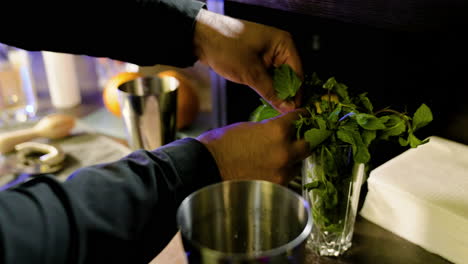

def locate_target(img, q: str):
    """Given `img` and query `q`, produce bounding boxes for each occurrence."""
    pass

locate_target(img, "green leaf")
[354,146,370,163]
[328,105,342,122]
[379,116,390,124]
[311,205,329,227]
[412,103,433,131]
[323,223,344,233]
[336,129,370,163]
[362,130,377,146]
[358,93,373,113]
[407,133,430,148]
[384,114,401,126]
[336,83,350,102]
[355,113,386,130]
[250,101,280,122]
[304,128,332,149]
[324,181,338,209]
[315,116,328,130]
[322,146,338,177]
[399,137,409,146]
[408,133,422,148]
[340,119,359,132]
[380,116,406,140]
[273,64,302,100]
[323,77,337,91]
[313,160,326,181]
[337,129,356,148]
[304,180,323,190]
[320,100,330,113]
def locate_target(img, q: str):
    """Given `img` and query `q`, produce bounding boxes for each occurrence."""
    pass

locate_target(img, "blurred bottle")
[42,51,82,109]
[0,44,37,126]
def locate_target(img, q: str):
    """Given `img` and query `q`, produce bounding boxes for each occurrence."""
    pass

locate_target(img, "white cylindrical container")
[42,51,81,108]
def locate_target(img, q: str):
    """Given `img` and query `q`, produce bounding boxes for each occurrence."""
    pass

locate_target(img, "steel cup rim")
[176,180,313,260]
[117,75,179,96]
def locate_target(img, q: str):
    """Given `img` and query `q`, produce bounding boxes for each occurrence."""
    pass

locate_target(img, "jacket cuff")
[154,137,221,203]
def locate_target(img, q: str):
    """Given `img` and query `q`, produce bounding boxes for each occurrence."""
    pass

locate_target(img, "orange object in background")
[102,70,200,129]
[102,72,141,117]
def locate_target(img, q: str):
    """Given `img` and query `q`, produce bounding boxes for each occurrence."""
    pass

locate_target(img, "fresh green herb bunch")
[251,64,433,164]
[251,64,433,232]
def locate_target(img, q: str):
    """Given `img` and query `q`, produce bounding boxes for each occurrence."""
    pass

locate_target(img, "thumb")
[246,63,295,113]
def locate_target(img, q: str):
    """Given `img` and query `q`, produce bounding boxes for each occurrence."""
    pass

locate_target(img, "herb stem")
[374,108,405,117]
[374,108,413,131]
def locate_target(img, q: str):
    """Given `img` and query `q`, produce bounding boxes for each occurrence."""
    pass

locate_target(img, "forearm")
[1,0,204,67]
[0,138,221,264]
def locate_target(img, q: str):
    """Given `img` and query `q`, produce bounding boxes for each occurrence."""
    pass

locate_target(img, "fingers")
[292,139,311,161]
[283,38,304,80]
[270,32,304,108]
[281,38,304,108]
[246,62,295,113]
[267,31,303,79]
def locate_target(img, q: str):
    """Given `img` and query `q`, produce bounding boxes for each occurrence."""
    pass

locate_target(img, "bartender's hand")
[194,9,303,113]
[197,110,310,184]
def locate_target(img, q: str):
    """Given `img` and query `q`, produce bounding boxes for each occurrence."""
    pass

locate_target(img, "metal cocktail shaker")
[118,76,178,150]
[177,180,312,264]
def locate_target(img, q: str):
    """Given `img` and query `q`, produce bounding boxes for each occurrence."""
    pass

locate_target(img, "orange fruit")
[102,72,141,116]
[158,70,200,129]
[102,70,200,129]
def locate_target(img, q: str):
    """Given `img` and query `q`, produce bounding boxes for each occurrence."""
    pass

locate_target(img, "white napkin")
[360,136,468,264]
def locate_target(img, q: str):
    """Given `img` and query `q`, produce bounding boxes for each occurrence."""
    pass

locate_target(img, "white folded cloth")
[360,136,468,264]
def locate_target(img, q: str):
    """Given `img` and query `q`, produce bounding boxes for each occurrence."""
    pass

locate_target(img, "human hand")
[194,9,303,113]
[197,110,310,184]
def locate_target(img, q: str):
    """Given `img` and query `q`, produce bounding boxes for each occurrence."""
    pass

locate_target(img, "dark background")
[222,0,468,169]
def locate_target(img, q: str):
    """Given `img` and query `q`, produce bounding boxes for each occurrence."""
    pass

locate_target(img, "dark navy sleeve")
[0,138,221,264]
[1,0,205,67]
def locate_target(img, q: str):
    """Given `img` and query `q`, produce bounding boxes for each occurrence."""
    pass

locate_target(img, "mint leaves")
[251,64,433,233]
[395,103,433,148]
[250,99,280,122]
[355,113,387,130]
[253,64,433,153]
[304,129,332,149]
[412,103,433,131]
[273,64,302,100]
